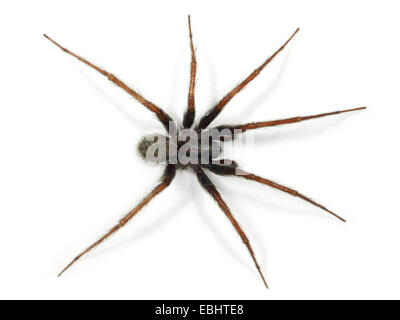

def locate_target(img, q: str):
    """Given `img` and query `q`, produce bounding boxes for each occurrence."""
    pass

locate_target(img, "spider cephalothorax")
[44,16,365,288]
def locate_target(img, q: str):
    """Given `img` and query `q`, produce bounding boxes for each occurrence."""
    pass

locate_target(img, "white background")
[0,0,399,299]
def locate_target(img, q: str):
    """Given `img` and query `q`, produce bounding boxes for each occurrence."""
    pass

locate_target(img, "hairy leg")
[183,15,197,128]
[58,165,176,276]
[197,28,299,129]
[193,165,268,288]
[43,34,174,131]
[203,162,346,222]
[214,107,366,138]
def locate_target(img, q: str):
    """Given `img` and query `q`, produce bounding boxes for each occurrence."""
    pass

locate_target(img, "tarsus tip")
[347,106,367,113]
[57,265,69,277]
[330,211,346,223]
[57,269,66,277]
[43,34,53,42]
[325,208,346,223]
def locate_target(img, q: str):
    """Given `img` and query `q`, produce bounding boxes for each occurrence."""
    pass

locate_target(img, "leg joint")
[107,73,116,81]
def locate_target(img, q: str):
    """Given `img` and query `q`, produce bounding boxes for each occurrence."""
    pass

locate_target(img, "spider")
[44,16,365,288]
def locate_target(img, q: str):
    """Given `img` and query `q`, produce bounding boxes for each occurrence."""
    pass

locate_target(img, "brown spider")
[44,16,365,288]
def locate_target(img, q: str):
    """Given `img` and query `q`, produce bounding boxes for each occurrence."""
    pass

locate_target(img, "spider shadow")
[250,114,354,146]
[235,45,294,122]
[217,173,345,274]
[199,50,220,117]
[224,177,328,222]
[166,46,186,123]
[207,175,317,263]
[228,117,356,224]
[189,173,259,276]
[198,40,294,126]
[71,63,155,131]
[93,193,189,258]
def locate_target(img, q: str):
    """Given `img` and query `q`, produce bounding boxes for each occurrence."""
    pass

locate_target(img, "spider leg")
[58,165,176,277]
[197,28,299,129]
[193,165,268,288]
[43,34,174,131]
[203,163,346,222]
[183,15,197,128]
[214,106,366,137]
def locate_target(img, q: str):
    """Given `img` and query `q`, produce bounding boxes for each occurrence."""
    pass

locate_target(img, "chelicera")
[44,16,365,288]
